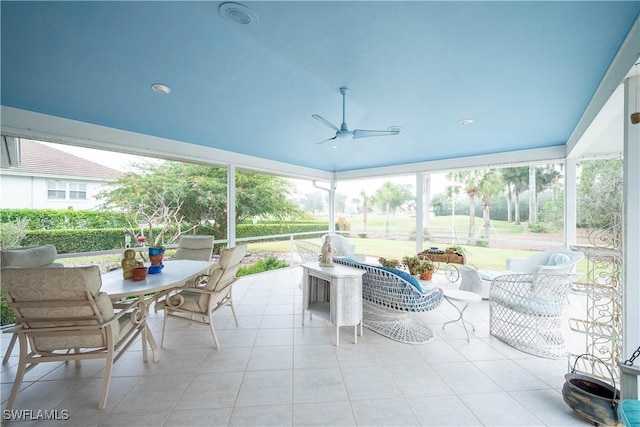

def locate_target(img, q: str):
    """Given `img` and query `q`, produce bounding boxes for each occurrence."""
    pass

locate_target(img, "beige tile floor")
[1,266,594,426]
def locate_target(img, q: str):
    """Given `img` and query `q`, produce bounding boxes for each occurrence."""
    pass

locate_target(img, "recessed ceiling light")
[219,2,259,26]
[151,83,171,95]
[459,119,474,125]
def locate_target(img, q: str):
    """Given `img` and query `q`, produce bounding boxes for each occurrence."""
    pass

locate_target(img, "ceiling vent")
[218,2,259,26]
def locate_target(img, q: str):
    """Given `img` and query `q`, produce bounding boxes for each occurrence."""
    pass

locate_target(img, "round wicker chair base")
[363,301,435,344]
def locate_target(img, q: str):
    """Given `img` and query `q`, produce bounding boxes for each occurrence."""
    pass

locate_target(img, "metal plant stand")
[569,214,623,386]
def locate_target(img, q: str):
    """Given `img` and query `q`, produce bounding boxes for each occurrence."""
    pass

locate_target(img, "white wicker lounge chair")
[506,250,584,274]
[294,240,322,263]
[489,273,579,359]
[334,257,443,343]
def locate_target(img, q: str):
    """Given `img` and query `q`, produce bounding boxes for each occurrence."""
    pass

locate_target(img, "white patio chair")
[506,249,584,274]
[157,244,247,349]
[294,240,322,263]
[2,266,146,410]
[175,235,214,262]
[457,265,499,299]
[320,233,356,256]
[1,244,63,364]
[489,273,579,359]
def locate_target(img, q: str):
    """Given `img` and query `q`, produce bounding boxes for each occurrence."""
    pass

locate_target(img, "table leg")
[353,325,357,344]
[442,298,476,342]
[137,293,160,363]
[336,325,340,347]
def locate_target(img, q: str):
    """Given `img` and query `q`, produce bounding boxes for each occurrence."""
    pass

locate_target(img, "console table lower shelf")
[302,262,365,346]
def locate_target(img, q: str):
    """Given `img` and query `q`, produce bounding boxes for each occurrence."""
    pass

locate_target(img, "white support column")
[564,159,577,248]
[623,74,640,390]
[416,172,424,253]
[328,173,336,234]
[227,164,236,247]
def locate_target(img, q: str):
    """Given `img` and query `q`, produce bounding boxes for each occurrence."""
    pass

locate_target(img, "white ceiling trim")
[566,16,640,157]
[0,106,333,182]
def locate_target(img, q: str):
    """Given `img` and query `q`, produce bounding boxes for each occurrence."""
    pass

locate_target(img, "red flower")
[137,236,146,243]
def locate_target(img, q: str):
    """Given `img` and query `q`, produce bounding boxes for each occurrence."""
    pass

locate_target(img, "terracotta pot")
[132,266,148,281]
[420,270,434,281]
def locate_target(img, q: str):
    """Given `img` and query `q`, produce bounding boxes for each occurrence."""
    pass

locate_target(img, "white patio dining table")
[100,259,211,362]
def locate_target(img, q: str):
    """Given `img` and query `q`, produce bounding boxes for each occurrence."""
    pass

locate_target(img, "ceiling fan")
[312,87,401,144]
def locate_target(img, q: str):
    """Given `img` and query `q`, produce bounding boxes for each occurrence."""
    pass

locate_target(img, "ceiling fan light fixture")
[151,83,171,95]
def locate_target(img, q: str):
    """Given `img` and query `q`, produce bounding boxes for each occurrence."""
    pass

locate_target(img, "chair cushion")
[619,399,640,427]
[546,253,570,266]
[157,291,204,313]
[1,244,58,268]
[378,266,423,293]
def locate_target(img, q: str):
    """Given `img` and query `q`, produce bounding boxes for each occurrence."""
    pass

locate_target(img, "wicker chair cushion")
[546,253,570,266]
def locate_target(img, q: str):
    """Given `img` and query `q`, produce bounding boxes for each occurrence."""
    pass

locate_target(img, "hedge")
[17,222,329,253]
[0,209,131,230]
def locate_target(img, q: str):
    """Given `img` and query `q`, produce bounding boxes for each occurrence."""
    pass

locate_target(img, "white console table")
[302,261,365,346]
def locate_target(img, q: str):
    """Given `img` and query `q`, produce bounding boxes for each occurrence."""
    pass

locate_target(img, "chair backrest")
[321,234,355,256]
[506,250,584,275]
[175,235,214,261]
[1,244,63,269]
[203,244,247,293]
[1,266,119,351]
[294,240,322,263]
[458,265,486,297]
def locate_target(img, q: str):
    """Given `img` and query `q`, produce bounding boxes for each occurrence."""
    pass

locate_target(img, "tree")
[448,170,482,244]
[478,170,504,241]
[97,161,305,240]
[502,167,529,224]
[577,159,623,229]
[374,182,413,234]
[352,190,375,232]
[300,191,325,214]
[529,164,562,225]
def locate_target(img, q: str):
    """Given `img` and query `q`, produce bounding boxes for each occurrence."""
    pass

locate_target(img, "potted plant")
[418,259,435,281]
[402,255,435,280]
[378,257,400,268]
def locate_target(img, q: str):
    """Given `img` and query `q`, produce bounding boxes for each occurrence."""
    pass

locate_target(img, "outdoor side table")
[301,261,365,346]
[442,289,482,342]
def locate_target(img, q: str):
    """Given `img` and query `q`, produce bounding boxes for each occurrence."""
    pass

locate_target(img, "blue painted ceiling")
[1,1,639,172]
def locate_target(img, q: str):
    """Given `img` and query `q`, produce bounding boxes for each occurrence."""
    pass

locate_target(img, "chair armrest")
[111,299,146,326]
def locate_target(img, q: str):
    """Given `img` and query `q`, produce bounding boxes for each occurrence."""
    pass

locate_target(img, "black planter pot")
[562,354,620,426]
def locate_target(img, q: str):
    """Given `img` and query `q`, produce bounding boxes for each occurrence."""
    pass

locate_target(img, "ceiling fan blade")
[312,114,340,132]
[316,136,337,144]
[352,129,401,139]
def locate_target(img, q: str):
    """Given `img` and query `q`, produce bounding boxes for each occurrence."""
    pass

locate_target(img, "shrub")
[0,217,29,249]
[237,257,288,277]
[1,291,16,326]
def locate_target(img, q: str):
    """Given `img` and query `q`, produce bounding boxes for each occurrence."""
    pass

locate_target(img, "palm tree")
[478,170,504,241]
[502,167,529,224]
[374,182,413,235]
[352,190,375,233]
[448,170,482,245]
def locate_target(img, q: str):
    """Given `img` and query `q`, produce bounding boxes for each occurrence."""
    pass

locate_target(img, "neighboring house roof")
[2,139,122,180]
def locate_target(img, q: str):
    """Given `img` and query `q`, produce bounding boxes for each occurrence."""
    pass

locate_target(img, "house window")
[47,181,66,200]
[47,181,87,201]
[69,183,87,200]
